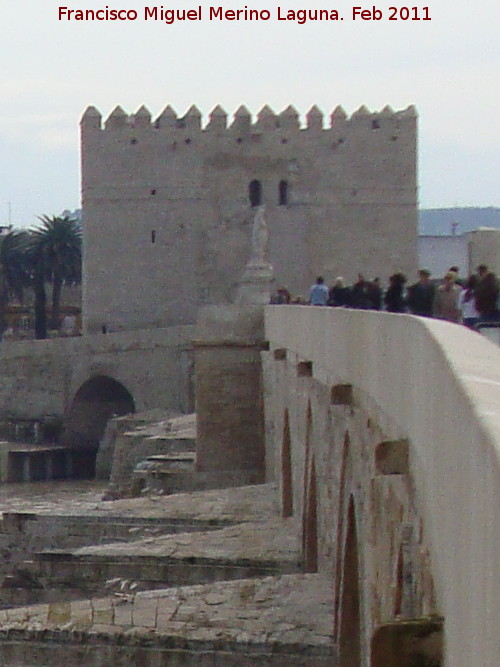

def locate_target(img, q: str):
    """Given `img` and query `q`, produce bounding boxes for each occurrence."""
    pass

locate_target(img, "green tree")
[30,215,82,338]
[0,231,32,334]
[0,231,32,304]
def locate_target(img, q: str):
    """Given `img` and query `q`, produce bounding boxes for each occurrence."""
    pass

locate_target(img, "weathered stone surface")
[82,104,417,333]
[104,412,197,495]
[0,326,194,426]
[264,305,500,667]
[375,440,409,475]
[0,574,334,655]
[73,517,300,564]
[194,306,266,479]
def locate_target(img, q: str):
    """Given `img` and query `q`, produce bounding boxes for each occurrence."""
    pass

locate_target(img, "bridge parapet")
[264,305,499,667]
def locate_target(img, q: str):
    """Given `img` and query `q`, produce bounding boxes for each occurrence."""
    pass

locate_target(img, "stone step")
[1,511,232,545]
[0,574,336,666]
[14,519,301,600]
[27,552,297,595]
[103,412,197,496]
[0,512,235,596]
[0,636,334,666]
[132,467,263,497]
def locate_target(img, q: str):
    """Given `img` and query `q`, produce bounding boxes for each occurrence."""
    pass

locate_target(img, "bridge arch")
[302,402,318,572]
[339,495,361,667]
[281,409,293,517]
[61,375,135,477]
[303,454,318,573]
[334,430,351,636]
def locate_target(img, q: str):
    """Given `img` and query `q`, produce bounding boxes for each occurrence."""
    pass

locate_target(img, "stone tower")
[80,103,418,333]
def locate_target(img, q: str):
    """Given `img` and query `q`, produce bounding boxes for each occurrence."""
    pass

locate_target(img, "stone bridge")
[0,305,496,666]
[0,326,194,474]
[262,306,498,667]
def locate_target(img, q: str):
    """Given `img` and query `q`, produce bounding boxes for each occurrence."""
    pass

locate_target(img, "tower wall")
[81,104,418,333]
[467,228,500,275]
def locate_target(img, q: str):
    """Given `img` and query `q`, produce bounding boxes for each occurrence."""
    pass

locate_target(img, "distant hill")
[419,207,500,236]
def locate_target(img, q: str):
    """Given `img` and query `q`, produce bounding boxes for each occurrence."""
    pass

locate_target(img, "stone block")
[375,440,409,475]
[371,616,443,667]
[330,384,353,406]
[47,601,71,625]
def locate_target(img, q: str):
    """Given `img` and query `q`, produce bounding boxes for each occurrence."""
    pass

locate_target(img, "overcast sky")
[0,0,499,227]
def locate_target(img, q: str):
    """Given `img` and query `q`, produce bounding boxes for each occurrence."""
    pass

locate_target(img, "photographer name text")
[57,5,432,24]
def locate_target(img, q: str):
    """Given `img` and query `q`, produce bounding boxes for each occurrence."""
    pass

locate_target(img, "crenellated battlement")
[81,103,417,133]
[81,100,417,335]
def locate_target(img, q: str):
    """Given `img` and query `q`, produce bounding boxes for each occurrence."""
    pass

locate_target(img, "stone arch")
[339,495,361,667]
[282,409,293,517]
[302,402,313,557]
[304,454,318,572]
[61,375,135,477]
[334,430,351,635]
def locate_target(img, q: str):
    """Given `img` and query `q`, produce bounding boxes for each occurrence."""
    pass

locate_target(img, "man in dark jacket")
[475,265,499,320]
[407,269,435,317]
[350,274,372,309]
[385,272,407,313]
[367,278,383,310]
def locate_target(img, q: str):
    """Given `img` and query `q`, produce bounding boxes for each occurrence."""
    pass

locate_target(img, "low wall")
[0,326,194,422]
[264,306,499,667]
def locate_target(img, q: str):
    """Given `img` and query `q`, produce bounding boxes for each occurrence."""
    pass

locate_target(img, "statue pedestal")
[235,262,274,305]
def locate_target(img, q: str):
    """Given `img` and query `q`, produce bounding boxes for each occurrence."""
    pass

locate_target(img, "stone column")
[193,305,266,484]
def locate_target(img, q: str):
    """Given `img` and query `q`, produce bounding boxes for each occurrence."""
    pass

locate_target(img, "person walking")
[350,273,372,309]
[458,275,479,328]
[367,278,383,310]
[475,264,500,321]
[434,272,462,323]
[384,273,407,313]
[328,277,351,307]
[407,269,435,317]
[309,276,329,306]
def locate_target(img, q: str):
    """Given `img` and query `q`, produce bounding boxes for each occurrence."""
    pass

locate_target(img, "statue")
[249,206,269,267]
[234,205,273,305]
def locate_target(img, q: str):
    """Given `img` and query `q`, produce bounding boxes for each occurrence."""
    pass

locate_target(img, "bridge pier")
[194,305,267,486]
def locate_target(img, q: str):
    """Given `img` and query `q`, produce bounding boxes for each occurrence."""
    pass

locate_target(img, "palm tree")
[30,215,82,338]
[0,230,32,334]
[0,231,32,304]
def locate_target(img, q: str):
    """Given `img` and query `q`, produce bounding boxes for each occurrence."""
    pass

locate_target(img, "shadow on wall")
[371,617,443,667]
[339,497,361,667]
[61,375,135,478]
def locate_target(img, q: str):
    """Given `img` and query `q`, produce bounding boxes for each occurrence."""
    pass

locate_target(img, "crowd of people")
[272,265,500,328]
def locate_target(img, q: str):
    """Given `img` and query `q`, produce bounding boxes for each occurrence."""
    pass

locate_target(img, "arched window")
[279,180,288,205]
[249,180,262,207]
